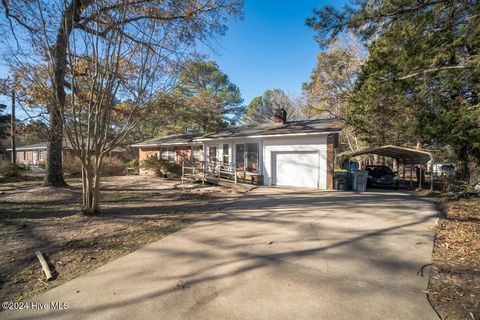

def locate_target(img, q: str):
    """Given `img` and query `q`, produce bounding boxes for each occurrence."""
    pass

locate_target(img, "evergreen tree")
[307,0,480,185]
[172,60,243,132]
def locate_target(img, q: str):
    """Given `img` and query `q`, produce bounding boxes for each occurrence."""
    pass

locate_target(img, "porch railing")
[182,160,256,186]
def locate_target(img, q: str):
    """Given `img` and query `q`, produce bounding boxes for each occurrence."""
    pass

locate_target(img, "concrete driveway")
[2,188,439,320]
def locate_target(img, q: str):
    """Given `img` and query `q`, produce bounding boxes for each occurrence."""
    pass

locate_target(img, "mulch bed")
[427,193,480,320]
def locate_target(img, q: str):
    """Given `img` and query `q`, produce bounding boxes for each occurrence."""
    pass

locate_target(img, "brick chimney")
[273,108,287,124]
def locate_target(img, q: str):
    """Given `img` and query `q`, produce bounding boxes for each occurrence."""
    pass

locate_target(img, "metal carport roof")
[345,145,433,190]
[347,145,432,165]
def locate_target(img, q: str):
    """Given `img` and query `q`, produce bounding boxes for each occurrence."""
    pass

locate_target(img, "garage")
[272,151,319,188]
[262,136,328,189]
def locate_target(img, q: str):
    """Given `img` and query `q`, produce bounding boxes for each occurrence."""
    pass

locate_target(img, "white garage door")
[273,151,319,188]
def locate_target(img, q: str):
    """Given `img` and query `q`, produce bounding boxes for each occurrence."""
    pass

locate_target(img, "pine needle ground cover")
[428,194,480,320]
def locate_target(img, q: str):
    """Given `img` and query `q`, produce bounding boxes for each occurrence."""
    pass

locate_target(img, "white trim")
[7,146,47,151]
[131,142,202,148]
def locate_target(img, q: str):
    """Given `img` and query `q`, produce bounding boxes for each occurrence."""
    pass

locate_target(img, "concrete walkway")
[2,188,439,320]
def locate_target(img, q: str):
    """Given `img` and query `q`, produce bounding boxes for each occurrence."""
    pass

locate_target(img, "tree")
[307,0,480,185]
[16,120,49,145]
[1,0,243,187]
[242,89,305,125]
[303,35,366,156]
[172,60,243,132]
[0,103,9,139]
[0,104,10,158]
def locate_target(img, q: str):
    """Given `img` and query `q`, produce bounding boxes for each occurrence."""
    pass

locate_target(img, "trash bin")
[334,171,349,191]
[351,170,368,192]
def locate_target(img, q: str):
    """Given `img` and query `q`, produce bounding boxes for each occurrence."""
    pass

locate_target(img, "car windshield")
[366,166,393,176]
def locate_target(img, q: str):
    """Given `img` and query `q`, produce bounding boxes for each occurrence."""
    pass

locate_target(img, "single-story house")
[132,112,341,189]
[8,141,127,166]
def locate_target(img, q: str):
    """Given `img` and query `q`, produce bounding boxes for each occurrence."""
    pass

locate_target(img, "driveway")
[2,188,439,320]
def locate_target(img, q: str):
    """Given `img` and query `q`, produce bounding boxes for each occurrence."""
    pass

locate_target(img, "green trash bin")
[334,171,349,191]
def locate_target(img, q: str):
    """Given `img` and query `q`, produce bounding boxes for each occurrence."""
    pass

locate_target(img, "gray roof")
[198,118,341,140]
[11,142,48,151]
[131,133,203,147]
[131,118,342,147]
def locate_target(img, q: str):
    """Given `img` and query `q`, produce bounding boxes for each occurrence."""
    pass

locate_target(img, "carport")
[346,145,434,191]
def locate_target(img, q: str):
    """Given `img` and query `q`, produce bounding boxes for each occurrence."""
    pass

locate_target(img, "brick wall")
[138,147,160,175]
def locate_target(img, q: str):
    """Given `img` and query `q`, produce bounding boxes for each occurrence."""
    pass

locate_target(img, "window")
[192,146,203,163]
[235,144,245,170]
[235,143,259,173]
[246,143,259,173]
[39,150,46,161]
[222,144,229,164]
[208,146,217,162]
[161,147,175,162]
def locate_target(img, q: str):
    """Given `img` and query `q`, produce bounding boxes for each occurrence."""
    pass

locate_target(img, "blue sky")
[204,0,347,104]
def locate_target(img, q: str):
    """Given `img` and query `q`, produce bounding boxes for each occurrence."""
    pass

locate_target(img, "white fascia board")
[6,146,47,151]
[195,131,339,142]
[131,141,202,148]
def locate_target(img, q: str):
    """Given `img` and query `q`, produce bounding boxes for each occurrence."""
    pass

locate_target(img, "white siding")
[262,136,327,189]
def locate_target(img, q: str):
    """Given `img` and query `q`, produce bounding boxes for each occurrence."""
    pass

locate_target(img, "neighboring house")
[8,141,126,166]
[132,111,341,189]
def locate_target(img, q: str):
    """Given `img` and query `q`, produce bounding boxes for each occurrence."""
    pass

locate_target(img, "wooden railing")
[182,161,256,186]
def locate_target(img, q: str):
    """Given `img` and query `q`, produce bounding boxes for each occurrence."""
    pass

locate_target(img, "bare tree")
[1,0,243,187]
[242,89,306,125]
[303,34,366,159]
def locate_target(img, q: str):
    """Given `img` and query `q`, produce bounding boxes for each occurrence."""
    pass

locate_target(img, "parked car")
[365,165,399,189]
[431,163,456,178]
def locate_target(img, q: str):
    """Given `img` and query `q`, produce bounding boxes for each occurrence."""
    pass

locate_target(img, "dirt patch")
[0,176,241,302]
[427,194,480,319]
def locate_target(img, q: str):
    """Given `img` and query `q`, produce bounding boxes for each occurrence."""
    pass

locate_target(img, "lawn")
[0,175,240,302]
[428,194,480,320]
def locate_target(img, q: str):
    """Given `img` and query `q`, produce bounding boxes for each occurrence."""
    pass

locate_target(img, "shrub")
[63,154,83,175]
[100,156,125,175]
[0,162,28,178]
[128,159,139,168]
[64,154,127,176]
[38,161,46,169]
[141,156,181,177]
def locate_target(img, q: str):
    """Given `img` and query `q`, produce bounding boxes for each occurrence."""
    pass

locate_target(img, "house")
[8,141,127,166]
[132,111,341,189]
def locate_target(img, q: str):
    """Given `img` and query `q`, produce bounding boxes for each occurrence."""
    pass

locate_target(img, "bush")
[141,156,181,177]
[64,154,126,176]
[0,162,28,178]
[63,154,83,175]
[128,159,139,168]
[100,156,125,175]
[38,161,46,169]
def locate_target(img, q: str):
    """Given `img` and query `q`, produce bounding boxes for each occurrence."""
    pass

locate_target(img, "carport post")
[430,156,434,191]
[419,166,423,189]
[410,166,413,187]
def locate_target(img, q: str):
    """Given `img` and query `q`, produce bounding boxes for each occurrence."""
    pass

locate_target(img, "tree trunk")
[81,164,99,215]
[80,160,102,215]
[43,131,67,187]
[43,0,89,187]
[467,151,480,186]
